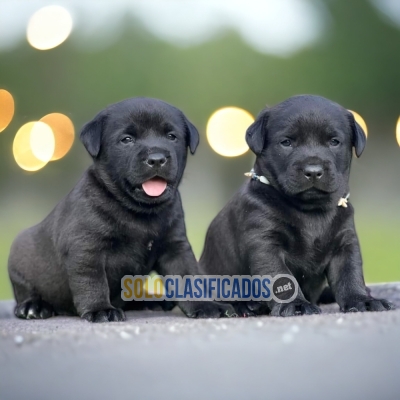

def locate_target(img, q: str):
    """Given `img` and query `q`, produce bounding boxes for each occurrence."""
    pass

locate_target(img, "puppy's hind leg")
[10,270,54,320]
[8,228,56,319]
[14,298,55,320]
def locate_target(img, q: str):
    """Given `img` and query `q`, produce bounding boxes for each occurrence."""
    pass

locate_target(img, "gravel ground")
[1,283,400,400]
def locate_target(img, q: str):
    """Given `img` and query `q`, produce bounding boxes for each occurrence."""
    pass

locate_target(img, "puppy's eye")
[329,139,340,147]
[280,139,292,147]
[121,137,133,144]
[167,133,177,141]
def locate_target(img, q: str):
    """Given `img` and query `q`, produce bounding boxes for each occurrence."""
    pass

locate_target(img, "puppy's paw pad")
[83,308,126,323]
[15,300,54,320]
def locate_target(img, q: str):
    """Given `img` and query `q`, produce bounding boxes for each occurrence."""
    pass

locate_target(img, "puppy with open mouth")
[8,97,236,322]
[200,95,395,317]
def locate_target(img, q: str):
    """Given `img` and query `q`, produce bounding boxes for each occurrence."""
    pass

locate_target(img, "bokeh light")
[0,89,15,132]
[27,6,73,50]
[207,107,254,157]
[349,110,368,138]
[40,113,75,160]
[13,122,55,171]
[396,117,400,147]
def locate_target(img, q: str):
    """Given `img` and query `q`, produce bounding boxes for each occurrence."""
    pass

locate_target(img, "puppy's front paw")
[179,301,238,319]
[15,299,54,319]
[271,301,321,317]
[341,297,395,313]
[82,308,126,323]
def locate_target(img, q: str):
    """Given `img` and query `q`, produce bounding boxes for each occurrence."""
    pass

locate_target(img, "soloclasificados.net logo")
[121,274,298,303]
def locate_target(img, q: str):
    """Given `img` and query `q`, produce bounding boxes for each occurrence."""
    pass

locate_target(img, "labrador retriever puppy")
[200,95,395,317]
[8,97,236,322]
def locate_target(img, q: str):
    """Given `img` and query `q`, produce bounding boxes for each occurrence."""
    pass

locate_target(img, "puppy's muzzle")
[145,152,169,168]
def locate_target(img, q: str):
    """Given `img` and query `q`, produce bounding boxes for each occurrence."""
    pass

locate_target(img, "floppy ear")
[246,108,269,155]
[183,115,200,155]
[80,110,107,158]
[348,112,367,158]
[170,106,199,154]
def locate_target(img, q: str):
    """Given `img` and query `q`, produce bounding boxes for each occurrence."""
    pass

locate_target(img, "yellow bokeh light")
[207,107,254,157]
[13,122,55,172]
[0,89,15,132]
[27,5,73,50]
[396,117,400,147]
[349,110,368,138]
[40,113,75,160]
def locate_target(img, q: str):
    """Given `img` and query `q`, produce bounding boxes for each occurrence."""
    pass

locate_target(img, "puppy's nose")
[146,153,168,168]
[304,165,324,180]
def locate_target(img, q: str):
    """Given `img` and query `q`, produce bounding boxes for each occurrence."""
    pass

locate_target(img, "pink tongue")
[142,178,167,197]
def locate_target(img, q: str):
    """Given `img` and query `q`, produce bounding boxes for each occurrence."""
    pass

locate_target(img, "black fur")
[8,97,236,322]
[200,95,395,317]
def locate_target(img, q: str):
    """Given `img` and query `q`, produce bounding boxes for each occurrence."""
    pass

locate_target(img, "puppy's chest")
[282,219,334,272]
[105,219,168,273]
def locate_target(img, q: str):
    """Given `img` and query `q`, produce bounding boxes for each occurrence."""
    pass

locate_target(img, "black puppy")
[8,97,236,322]
[200,95,395,317]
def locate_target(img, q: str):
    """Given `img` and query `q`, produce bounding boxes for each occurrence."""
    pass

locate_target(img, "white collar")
[244,168,350,208]
[244,168,270,185]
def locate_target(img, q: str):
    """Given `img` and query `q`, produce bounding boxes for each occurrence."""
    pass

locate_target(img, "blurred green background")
[0,0,399,300]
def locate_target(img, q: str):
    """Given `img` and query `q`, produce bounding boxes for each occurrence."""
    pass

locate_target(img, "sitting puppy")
[200,95,395,317]
[8,97,236,322]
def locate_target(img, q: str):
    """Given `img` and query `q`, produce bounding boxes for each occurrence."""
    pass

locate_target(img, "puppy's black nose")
[146,153,168,168]
[304,165,324,180]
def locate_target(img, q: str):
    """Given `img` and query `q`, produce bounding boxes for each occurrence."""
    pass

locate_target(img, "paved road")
[1,283,400,400]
